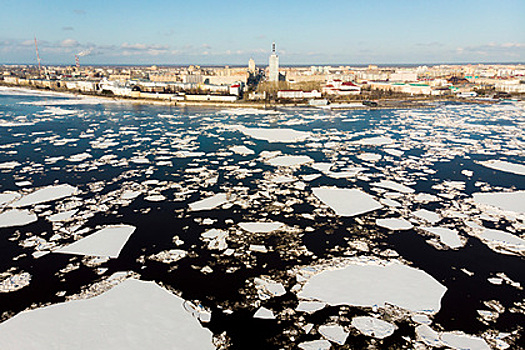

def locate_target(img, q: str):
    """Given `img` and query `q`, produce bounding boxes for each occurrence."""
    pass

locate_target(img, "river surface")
[0,88,523,349]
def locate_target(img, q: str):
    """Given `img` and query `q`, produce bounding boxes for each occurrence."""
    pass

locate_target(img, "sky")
[0,0,524,66]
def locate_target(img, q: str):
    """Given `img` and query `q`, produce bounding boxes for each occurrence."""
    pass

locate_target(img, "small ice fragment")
[415,325,442,347]
[234,126,310,143]
[298,339,331,350]
[376,218,413,231]
[353,136,393,146]
[411,314,431,325]
[144,194,166,202]
[319,324,348,345]
[351,316,397,339]
[372,180,414,194]
[238,222,284,233]
[253,307,275,319]
[296,301,326,314]
[47,209,78,223]
[250,245,268,253]
[413,209,441,224]
[230,145,255,155]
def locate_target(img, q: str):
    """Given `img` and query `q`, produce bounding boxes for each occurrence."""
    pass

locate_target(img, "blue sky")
[1,0,523,65]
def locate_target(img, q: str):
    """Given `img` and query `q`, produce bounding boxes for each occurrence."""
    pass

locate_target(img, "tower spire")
[272,42,275,53]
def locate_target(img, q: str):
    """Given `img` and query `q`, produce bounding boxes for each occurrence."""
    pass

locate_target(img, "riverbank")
[0,82,501,111]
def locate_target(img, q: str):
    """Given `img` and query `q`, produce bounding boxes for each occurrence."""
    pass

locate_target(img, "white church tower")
[268,42,279,82]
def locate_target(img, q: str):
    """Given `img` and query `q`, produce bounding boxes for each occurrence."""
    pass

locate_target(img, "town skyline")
[1,0,524,66]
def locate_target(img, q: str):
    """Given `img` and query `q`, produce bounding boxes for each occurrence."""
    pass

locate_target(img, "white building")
[268,42,279,82]
[248,58,256,74]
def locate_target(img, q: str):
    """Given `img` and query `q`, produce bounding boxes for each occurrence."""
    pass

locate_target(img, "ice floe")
[312,187,382,217]
[189,193,229,211]
[230,145,255,155]
[11,184,78,208]
[352,136,393,146]
[0,192,21,206]
[440,332,490,350]
[478,160,525,176]
[234,126,310,143]
[0,209,37,228]
[351,316,397,339]
[472,191,525,214]
[297,259,446,314]
[476,228,525,256]
[372,180,414,194]
[413,209,441,224]
[376,218,413,231]
[238,221,284,233]
[55,225,136,258]
[267,155,313,167]
[298,339,331,350]
[421,227,465,249]
[253,306,276,319]
[0,279,215,349]
[319,324,348,345]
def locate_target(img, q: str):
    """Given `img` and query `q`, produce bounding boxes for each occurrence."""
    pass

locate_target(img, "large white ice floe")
[189,193,229,211]
[312,187,382,217]
[420,227,465,249]
[372,180,414,194]
[0,279,215,350]
[0,209,37,228]
[55,225,136,258]
[267,155,313,167]
[297,259,446,314]
[413,209,441,224]
[11,184,78,208]
[352,136,393,146]
[351,316,397,339]
[376,218,413,231]
[476,228,525,256]
[478,160,525,176]
[415,325,442,347]
[440,331,490,350]
[472,191,525,214]
[238,221,284,233]
[0,192,21,206]
[233,126,310,143]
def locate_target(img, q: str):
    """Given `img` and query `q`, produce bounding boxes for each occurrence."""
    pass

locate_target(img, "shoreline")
[0,82,502,111]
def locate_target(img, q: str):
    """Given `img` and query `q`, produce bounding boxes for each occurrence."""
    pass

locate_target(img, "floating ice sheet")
[353,136,393,146]
[372,180,414,194]
[234,126,310,143]
[55,225,136,258]
[472,191,525,214]
[312,187,382,217]
[478,160,525,176]
[267,155,313,167]
[298,259,446,314]
[421,227,464,249]
[0,209,37,228]
[298,339,331,350]
[477,228,525,256]
[189,193,229,211]
[319,324,348,345]
[376,218,413,231]
[238,222,284,233]
[11,184,78,208]
[440,332,490,350]
[0,279,215,350]
[351,316,397,339]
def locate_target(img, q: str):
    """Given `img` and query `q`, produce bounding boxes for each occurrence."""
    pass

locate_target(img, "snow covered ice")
[0,279,215,350]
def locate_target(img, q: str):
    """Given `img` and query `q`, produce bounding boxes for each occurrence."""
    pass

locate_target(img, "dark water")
[0,89,524,349]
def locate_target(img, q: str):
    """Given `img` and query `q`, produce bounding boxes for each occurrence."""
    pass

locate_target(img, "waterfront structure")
[268,43,279,82]
[248,58,256,74]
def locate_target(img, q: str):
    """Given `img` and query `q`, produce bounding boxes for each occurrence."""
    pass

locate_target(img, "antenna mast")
[34,36,42,72]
